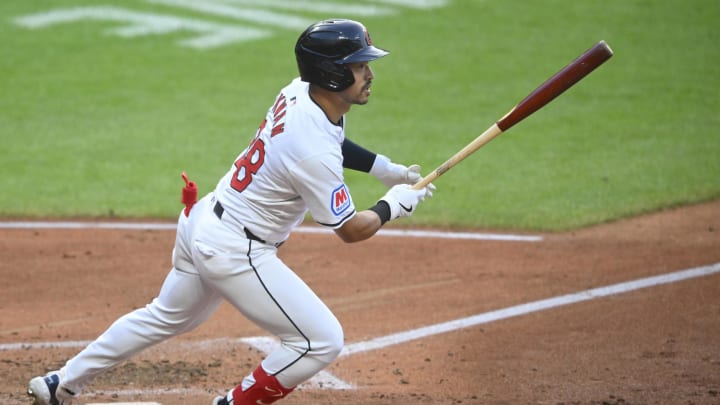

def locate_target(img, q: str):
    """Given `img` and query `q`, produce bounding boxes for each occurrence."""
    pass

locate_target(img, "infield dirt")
[1,201,719,404]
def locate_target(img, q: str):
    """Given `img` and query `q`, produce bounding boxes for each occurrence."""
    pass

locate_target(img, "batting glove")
[369,154,423,188]
[380,183,434,220]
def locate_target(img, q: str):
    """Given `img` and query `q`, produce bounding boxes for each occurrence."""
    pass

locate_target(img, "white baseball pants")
[60,194,344,394]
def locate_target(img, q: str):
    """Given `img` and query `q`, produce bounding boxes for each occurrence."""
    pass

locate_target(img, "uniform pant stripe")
[246,240,311,375]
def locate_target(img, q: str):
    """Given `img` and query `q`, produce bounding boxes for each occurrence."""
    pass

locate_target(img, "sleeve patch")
[330,184,353,216]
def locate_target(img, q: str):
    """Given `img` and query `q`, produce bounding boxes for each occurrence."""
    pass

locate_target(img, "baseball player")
[27,18,434,405]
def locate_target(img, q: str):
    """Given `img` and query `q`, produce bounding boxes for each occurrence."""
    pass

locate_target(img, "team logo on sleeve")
[330,184,352,215]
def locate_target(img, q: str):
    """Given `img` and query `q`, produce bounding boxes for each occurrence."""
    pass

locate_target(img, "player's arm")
[334,210,382,243]
[291,153,433,243]
[335,185,434,243]
[342,138,422,188]
[341,138,376,172]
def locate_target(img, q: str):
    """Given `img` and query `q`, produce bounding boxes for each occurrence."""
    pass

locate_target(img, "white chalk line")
[4,261,719,400]
[339,262,720,356]
[87,402,161,405]
[0,221,542,242]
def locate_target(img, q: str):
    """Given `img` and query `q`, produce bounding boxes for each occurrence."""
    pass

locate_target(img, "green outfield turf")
[1,0,718,230]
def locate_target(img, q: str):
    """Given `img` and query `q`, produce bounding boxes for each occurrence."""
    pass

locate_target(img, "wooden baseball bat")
[412,40,613,190]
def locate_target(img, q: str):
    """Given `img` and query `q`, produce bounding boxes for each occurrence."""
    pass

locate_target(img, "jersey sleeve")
[288,153,356,228]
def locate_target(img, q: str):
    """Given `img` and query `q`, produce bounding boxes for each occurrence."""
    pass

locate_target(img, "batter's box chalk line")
[87,403,161,405]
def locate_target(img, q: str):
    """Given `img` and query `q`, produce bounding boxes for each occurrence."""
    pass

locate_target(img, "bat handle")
[411,124,504,190]
[412,171,440,190]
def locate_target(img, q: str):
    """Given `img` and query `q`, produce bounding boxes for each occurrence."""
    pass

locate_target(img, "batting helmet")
[295,19,389,92]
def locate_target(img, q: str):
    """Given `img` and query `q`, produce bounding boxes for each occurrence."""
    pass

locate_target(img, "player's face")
[341,62,375,106]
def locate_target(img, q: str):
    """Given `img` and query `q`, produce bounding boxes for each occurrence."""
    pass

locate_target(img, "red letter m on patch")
[331,184,351,215]
[335,188,348,207]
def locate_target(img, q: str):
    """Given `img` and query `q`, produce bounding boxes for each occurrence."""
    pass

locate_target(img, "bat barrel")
[497,40,613,131]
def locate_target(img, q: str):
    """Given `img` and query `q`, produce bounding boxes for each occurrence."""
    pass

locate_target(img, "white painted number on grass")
[14,6,270,49]
[13,0,450,50]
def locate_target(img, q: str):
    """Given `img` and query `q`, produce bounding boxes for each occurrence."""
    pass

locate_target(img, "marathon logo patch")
[330,184,352,216]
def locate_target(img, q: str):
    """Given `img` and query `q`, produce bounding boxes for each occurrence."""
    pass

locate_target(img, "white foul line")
[339,262,720,356]
[0,221,542,242]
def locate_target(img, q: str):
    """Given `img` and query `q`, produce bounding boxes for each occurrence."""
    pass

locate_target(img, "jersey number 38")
[231,94,287,193]
[230,137,265,193]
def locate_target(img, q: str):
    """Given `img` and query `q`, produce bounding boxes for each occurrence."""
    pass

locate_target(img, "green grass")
[1,0,718,229]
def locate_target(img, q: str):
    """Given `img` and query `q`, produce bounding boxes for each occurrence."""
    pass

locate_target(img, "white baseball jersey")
[214,78,356,244]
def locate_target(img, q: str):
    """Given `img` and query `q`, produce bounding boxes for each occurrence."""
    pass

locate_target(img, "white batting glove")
[380,183,434,220]
[369,154,423,188]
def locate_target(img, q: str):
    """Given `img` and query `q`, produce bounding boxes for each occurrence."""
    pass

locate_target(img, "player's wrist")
[368,200,391,225]
[369,154,391,177]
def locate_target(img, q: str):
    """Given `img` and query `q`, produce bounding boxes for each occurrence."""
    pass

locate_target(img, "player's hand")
[404,164,423,185]
[380,183,434,220]
[370,154,423,188]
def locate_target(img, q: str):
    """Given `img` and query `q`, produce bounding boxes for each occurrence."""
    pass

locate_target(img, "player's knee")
[298,322,344,364]
[318,322,344,362]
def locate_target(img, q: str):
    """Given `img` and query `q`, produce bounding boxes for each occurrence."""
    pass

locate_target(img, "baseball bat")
[412,40,613,190]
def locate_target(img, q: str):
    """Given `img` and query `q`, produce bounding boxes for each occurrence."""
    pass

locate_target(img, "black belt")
[213,201,283,247]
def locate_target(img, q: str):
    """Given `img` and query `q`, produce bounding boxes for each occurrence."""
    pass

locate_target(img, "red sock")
[231,365,295,404]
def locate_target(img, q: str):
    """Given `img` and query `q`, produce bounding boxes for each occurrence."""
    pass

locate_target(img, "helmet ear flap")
[298,56,354,91]
[317,60,355,91]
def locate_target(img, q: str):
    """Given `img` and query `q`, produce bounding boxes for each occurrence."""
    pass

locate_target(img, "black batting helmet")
[295,19,389,92]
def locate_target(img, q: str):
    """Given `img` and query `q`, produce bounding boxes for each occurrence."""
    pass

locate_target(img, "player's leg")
[29,274,221,404]
[58,266,223,395]
[36,198,222,401]
[197,241,343,404]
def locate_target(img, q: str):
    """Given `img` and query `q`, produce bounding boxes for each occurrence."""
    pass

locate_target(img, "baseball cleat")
[27,372,60,405]
[27,370,75,405]
[212,395,230,405]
